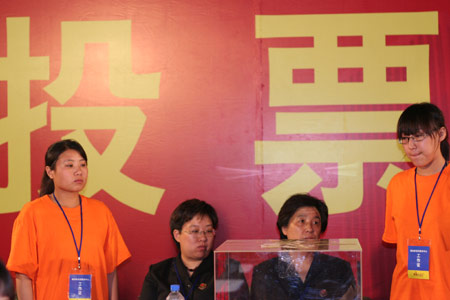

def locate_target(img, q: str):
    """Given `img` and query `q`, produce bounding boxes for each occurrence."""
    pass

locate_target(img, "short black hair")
[397,102,449,160]
[170,199,218,247]
[276,194,328,239]
[0,260,15,300]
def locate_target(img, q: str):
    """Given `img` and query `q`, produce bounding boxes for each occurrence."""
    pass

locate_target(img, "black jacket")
[250,253,356,300]
[139,253,250,300]
[139,253,214,300]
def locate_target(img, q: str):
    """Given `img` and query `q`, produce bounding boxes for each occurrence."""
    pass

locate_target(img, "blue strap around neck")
[53,193,83,269]
[414,161,447,239]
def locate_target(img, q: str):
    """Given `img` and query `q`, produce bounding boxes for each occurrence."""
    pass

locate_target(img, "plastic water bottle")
[166,284,185,300]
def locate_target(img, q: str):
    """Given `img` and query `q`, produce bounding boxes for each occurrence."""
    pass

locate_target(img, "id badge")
[68,267,92,300]
[407,238,431,280]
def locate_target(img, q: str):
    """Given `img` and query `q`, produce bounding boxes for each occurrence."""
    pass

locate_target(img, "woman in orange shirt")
[7,139,131,300]
[383,102,450,299]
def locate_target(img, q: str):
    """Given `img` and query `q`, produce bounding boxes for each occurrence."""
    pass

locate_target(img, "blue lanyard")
[174,261,200,300]
[414,162,447,240]
[53,193,83,269]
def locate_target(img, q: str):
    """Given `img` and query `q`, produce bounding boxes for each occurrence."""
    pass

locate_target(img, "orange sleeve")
[7,203,39,279]
[382,176,398,244]
[103,208,131,274]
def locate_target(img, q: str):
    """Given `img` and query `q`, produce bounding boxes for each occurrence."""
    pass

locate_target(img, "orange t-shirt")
[383,167,450,299]
[7,195,131,300]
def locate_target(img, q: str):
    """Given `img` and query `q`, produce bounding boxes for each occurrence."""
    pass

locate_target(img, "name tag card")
[69,274,92,300]
[407,239,431,280]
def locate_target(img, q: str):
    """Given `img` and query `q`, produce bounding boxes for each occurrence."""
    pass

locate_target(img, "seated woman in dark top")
[139,199,249,300]
[251,194,357,300]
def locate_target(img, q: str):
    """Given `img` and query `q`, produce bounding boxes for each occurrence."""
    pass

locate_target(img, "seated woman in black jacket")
[139,199,249,300]
[251,194,357,300]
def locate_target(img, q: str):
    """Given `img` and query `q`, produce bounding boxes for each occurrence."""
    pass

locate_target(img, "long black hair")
[39,139,88,196]
[397,102,449,161]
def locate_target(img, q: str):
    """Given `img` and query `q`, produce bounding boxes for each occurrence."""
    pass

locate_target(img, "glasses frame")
[398,133,428,145]
[182,228,216,238]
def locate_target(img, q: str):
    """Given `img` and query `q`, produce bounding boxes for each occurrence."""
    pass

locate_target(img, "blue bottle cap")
[170,284,180,292]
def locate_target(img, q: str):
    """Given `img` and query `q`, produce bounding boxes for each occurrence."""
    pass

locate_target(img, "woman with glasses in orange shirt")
[383,102,450,299]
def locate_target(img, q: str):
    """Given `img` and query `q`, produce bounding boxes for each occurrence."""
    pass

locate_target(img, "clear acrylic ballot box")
[214,239,362,300]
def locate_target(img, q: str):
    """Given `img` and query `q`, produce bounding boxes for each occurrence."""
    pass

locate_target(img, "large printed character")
[0,17,164,214]
[0,17,48,213]
[254,12,439,214]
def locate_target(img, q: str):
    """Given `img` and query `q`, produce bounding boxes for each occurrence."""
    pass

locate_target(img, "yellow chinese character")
[0,17,48,213]
[255,12,438,214]
[0,18,164,214]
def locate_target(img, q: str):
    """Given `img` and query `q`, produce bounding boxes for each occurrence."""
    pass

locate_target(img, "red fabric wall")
[1,1,450,299]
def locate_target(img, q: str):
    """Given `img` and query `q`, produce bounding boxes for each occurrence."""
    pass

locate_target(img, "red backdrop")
[1,1,450,299]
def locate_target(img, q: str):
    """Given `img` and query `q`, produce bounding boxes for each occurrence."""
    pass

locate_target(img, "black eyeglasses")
[183,229,216,238]
[398,133,428,145]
